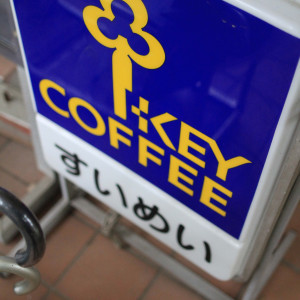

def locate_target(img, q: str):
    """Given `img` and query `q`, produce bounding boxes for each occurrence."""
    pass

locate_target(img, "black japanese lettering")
[55,144,87,175]
[177,224,194,250]
[203,241,211,263]
[133,197,169,233]
[116,184,128,208]
[94,169,110,195]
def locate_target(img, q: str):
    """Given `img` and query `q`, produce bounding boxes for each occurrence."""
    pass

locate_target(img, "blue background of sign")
[14,0,300,238]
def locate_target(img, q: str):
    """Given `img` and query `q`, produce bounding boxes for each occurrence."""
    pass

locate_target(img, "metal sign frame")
[9,0,300,282]
[10,38,300,300]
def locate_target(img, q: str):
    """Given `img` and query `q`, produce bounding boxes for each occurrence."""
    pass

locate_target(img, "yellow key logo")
[83,0,166,120]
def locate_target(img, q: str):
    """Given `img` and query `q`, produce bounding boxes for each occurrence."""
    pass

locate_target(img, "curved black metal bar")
[0,187,45,267]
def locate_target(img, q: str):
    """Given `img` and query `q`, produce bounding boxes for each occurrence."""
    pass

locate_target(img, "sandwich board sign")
[11,0,300,280]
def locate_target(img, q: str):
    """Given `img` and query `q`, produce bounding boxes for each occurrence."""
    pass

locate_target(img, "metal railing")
[0,187,45,295]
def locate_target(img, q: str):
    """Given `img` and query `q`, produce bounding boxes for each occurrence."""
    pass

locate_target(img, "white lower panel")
[36,114,244,280]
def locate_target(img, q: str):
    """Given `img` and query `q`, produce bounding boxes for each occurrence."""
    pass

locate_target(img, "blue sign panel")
[13,0,300,239]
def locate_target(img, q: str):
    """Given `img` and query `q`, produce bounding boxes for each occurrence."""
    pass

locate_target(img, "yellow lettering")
[39,79,69,118]
[68,97,106,136]
[151,113,177,150]
[210,142,251,181]
[178,122,251,181]
[108,117,133,149]
[168,155,198,196]
[178,122,206,168]
[139,136,165,167]
[200,176,232,216]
